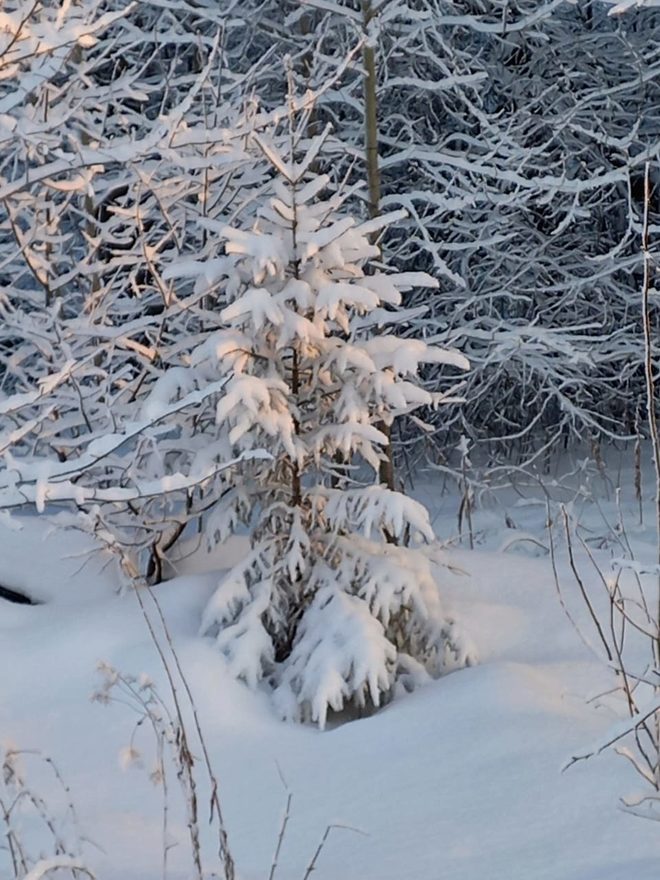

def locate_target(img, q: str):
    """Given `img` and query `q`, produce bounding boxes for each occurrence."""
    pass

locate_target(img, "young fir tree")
[189,125,473,727]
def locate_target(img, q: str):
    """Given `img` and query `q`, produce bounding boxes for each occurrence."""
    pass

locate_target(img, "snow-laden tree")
[0,1,277,577]
[163,125,474,727]
[328,0,660,459]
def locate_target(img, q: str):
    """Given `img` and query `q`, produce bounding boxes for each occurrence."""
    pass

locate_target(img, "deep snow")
[1,469,659,880]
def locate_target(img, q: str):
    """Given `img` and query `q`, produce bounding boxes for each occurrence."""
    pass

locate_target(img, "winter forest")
[2,0,660,877]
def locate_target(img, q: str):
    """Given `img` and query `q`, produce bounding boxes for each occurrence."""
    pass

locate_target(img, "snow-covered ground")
[2,465,659,880]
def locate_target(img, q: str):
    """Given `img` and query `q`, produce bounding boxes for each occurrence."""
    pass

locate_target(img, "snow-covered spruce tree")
[194,128,472,727]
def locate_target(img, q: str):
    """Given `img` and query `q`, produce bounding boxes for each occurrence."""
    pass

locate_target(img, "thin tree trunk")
[362,0,380,221]
[361,0,395,493]
[641,162,660,785]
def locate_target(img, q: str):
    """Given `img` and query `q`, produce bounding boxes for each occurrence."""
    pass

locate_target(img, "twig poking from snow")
[23,857,95,880]
[268,790,292,880]
[546,499,597,660]
[562,506,614,662]
[564,695,660,772]
[301,823,368,880]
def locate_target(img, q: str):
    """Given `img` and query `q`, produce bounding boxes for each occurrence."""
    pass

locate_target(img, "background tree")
[212,0,660,473]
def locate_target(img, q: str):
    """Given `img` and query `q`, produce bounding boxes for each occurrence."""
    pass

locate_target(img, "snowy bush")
[172,123,475,727]
[0,0,276,579]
